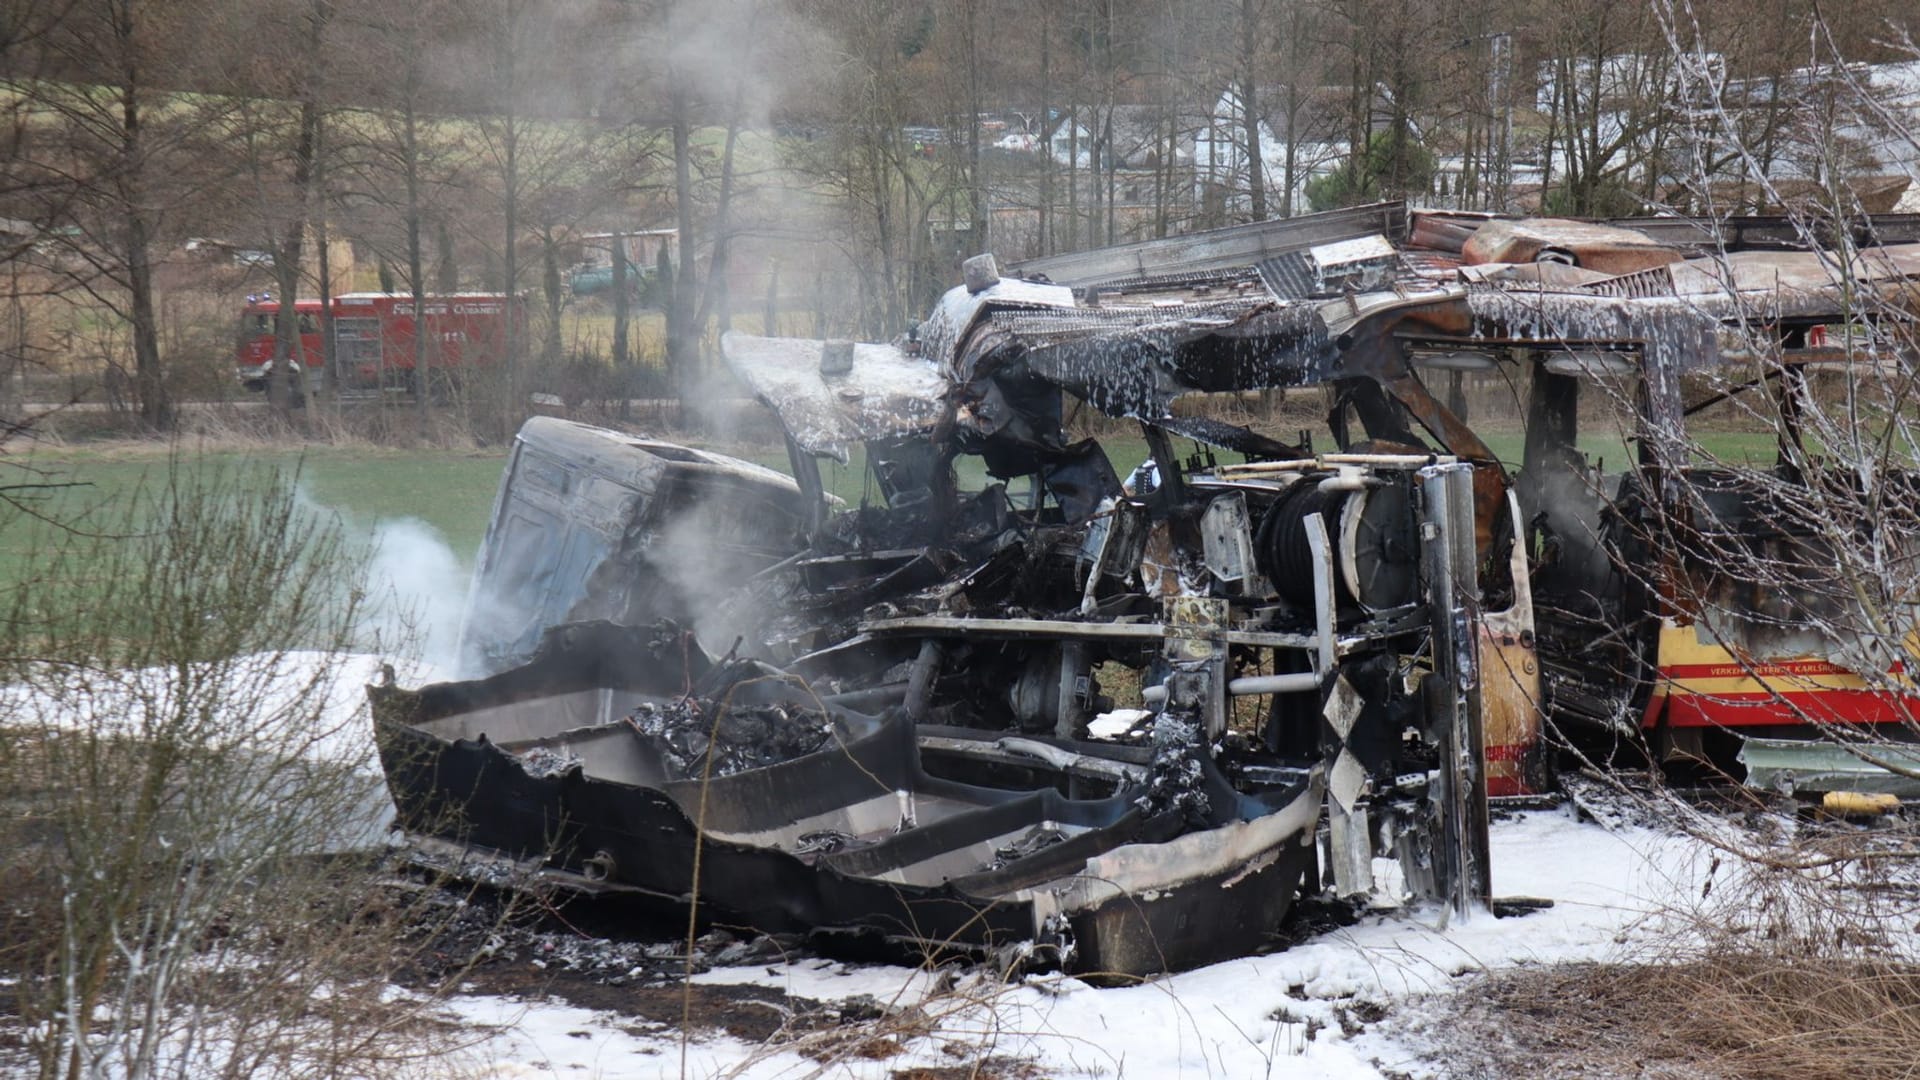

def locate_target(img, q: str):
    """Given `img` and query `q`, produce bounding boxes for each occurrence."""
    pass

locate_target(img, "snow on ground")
[436,992,821,1079]
[0,649,450,767]
[0,648,452,852]
[441,809,1719,1079]
[0,644,1733,1077]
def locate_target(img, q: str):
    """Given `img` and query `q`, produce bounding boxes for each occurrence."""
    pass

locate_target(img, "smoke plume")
[298,487,472,676]
[356,516,472,674]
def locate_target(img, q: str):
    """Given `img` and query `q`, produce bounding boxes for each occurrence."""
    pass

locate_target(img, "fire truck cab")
[235,292,520,397]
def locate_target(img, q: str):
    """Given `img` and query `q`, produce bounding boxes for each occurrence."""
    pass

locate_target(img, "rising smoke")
[646,494,777,659]
[355,516,472,674]
[298,488,473,676]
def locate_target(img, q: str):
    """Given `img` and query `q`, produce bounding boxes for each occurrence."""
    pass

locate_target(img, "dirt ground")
[394,883,1052,1076]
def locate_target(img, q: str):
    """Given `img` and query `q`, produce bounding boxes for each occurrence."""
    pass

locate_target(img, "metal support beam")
[1420,462,1492,917]
[1305,511,1337,678]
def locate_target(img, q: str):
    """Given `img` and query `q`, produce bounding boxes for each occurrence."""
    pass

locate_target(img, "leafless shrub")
[1420,9,1920,1076]
[0,461,498,1079]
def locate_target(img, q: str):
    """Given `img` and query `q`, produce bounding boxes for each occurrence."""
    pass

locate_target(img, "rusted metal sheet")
[1602,211,1920,252]
[1012,201,1408,286]
[1461,217,1682,274]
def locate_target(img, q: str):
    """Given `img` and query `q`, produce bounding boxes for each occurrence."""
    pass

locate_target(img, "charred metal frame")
[379,201,1920,979]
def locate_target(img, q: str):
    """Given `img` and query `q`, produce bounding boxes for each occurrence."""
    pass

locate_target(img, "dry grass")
[1435,954,1920,1080]
[1419,774,1920,1080]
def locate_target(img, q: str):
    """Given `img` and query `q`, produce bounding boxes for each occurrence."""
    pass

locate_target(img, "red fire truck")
[235,292,522,396]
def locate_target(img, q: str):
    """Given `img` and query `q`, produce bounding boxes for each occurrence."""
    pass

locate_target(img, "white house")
[1045,106,1195,175]
[1195,84,1362,216]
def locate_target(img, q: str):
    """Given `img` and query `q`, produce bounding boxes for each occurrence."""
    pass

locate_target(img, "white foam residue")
[1087,707,1153,738]
[439,809,1718,1078]
[0,650,447,769]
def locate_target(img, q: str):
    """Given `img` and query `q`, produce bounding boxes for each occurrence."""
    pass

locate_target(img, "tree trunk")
[1089,118,1103,247]
[1038,14,1051,255]
[1067,106,1078,251]
[541,231,562,371]
[1283,83,1299,217]
[316,168,337,406]
[404,95,429,432]
[1105,112,1116,242]
[270,94,322,417]
[434,220,458,293]
[496,2,521,437]
[1239,0,1266,220]
[118,69,167,430]
[127,210,166,430]
[868,144,894,336]
[1540,58,1560,208]
[693,87,746,354]
[1154,111,1169,238]
[669,80,696,414]
[763,261,779,335]
[501,127,518,427]
[612,233,630,419]
[964,0,985,250]
[1347,47,1367,198]
[269,227,303,416]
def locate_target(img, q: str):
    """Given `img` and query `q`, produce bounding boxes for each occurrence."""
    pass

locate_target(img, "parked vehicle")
[235,292,523,397]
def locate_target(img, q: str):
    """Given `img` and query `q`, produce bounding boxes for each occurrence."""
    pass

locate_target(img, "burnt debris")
[625,696,834,781]
[374,200,1920,978]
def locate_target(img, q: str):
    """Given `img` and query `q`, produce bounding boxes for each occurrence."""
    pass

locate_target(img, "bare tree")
[1534,0,1676,214]
[794,0,964,336]
[21,0,229,429]
[348,0,457,434]
[217,0,338,417]
[469,0,530,431]
[1235,0,1268,220]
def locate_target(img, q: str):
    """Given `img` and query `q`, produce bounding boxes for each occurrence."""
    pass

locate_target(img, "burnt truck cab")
[456,418,811,675]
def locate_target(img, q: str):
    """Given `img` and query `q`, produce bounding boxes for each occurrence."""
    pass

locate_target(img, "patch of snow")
[435,992,818,1079]
[441,808,1721,1078]
[689,957,947,1005]
[0,649,451,853]
[0,650,448,768]
[1088,707,1152,739]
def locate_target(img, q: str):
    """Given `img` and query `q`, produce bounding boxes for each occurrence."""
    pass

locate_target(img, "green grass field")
[0,426,1788,594]
[0,447,511,586]
[0,440,883,585]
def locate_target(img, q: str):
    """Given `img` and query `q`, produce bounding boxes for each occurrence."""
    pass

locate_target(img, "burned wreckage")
[372,201,1920,976]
